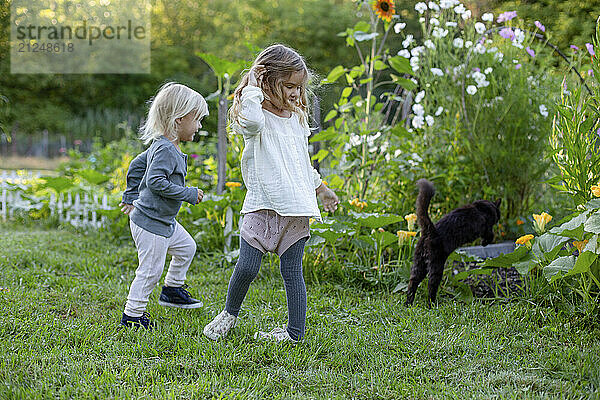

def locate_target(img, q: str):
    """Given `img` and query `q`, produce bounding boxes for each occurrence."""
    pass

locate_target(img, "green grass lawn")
[0,225,599,399]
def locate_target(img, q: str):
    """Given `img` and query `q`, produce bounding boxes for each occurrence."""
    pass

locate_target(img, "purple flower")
[589,69,594,77]
[497,11,517,23]
[499,27,515,40]
[570,45,579,51]
[190,154,199,159]
[586,43,595,56]
[526,47,535,58]
[515,64,522,70]
[534,21,545,32]
[473,67,481,72]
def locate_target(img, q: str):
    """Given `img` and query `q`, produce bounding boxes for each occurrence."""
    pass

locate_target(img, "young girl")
[119,82,208,329]
[203,44,339,342]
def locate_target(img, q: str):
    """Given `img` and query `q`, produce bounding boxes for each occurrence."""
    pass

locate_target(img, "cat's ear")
[494,198,502,208]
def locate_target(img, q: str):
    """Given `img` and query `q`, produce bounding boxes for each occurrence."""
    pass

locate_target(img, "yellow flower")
[515,234,534,248]
[405,213,417,231]
[592,185,600,197]
[573,240,589,253]
[225,181,242,188]
[372,0,395,22]
[533,212,552,233]
[397,230,417,245]
[349,198,367,210]
[309,218,315,224]
[321,180,328,186]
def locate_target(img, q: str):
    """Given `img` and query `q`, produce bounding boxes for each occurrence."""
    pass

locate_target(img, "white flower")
[411,46,425,57]
[494,52,504,62]
[435,106,444,116]
[425,115,435,126]
[487,46,498,54]
[429,18,440,26]
[349,134,362,147]
[440,0,458,9]
[428,1,440,11]
[474,43,486,54]
[539,104,548,117]
[432,27,449,38]
[415,2,428,14]
[410,56,420,71]
[484,67,493,74]
[424,39,436,50]
[446,21,458,27]
[394,149,403,157]
[454,4,466,14]
[398,49,411,58]
[512,28,525,49]
[453,38,464,48]
[462,10,471,20]
[412,115,425,129]
[465,40,473,48]
[472,71,489,87]
[475,22,486,34]
[415,90,425,103]
[430,67,444,76]
[412,103,425,116]
[466,85,477,95]
[394,22,407,33]
[482,12,494,22]
[419,17,425,23]
[402,34,414,48]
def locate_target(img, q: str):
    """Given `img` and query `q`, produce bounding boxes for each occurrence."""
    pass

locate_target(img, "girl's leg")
[125,221,169,317]
[224,238,264,317]
[164,221,197,287]
[278,237,308,341]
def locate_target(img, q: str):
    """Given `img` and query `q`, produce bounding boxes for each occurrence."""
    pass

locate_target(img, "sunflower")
[373,0,395,22]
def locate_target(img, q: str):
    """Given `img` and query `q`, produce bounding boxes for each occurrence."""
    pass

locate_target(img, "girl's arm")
[121,149,148,204]
[236,66,266,136]
[145,145,199,204]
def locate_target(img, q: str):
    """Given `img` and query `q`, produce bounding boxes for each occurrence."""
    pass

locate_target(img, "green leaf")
[391,74,417,90]
[196,52,246,78]
[311,149,330,163]
[371,230,399,248]
[550,211,589,240]
[324,110,337,122]
[341,87,353,98]
[40,176,75,193]
[388,56,414,76]
[76,169,110,185]
[543,255,576,283]
[353,21,371,32]
[322,65,346,84]
[482,245,530,269]
[348,211,403,229]
[312,228,346,244]
[374,60,387,71]
[310,126,338,142]
[584,212,600,234]
[531,233,570,261]
[585,198,600,210]
[389,124,411,139]
[452,282,474,303]
[453,268,492,281]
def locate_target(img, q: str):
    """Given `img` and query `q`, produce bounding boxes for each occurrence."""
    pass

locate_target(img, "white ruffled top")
[234,85,322,220]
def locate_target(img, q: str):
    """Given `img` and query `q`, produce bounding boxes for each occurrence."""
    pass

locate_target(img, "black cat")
[405,179,501,307]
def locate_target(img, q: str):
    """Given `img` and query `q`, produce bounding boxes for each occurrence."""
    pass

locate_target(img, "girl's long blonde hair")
[140,82,209,145]
[229,44,313,128]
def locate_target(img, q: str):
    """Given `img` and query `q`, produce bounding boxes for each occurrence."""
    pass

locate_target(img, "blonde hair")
[140,82,209,145]
[229,44,313,128]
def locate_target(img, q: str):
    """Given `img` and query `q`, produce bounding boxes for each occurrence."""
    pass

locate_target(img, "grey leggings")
[225,237,308,341]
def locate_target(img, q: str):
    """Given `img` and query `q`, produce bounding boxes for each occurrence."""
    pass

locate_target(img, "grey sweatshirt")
[122,136,198,237]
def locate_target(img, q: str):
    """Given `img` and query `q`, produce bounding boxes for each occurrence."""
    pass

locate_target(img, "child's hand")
[248,65,266,87]
[316,184,339,213]
[197,188,204,204]
[119,202,134,215]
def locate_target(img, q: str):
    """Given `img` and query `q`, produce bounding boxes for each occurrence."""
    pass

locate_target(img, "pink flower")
[499,27,515,40]
[59,147,66,153]
[515,64,522,70]
[586,43,595,56]
[190,154,199,159]
[526,47,535,58]
[570,45,579,51]
[74,139,82,146]
[497,11,517,23]
[534,21,545,32]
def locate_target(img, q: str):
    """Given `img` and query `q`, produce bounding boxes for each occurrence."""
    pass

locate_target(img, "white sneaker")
[254,327,297,343]
[203,310,237,340]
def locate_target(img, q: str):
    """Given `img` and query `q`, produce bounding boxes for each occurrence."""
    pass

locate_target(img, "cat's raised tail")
[416,179,436,235]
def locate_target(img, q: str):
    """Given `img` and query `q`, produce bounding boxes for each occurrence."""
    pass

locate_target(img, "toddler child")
[119,82,208,329]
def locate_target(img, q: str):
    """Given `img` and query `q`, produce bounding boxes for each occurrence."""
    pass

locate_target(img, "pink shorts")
[240,209,310,256]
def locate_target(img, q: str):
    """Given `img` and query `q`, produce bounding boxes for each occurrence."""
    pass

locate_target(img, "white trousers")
[125,219,197,317]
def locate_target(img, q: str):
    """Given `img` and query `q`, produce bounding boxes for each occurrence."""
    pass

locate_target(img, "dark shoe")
[158,285,203,309]
[120,311,153,330]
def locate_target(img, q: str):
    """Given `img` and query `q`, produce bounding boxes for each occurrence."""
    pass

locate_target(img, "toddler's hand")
[317,186,339,213]
[197,188,204,204]
[119,202,134,215]
[248,65,266,87]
